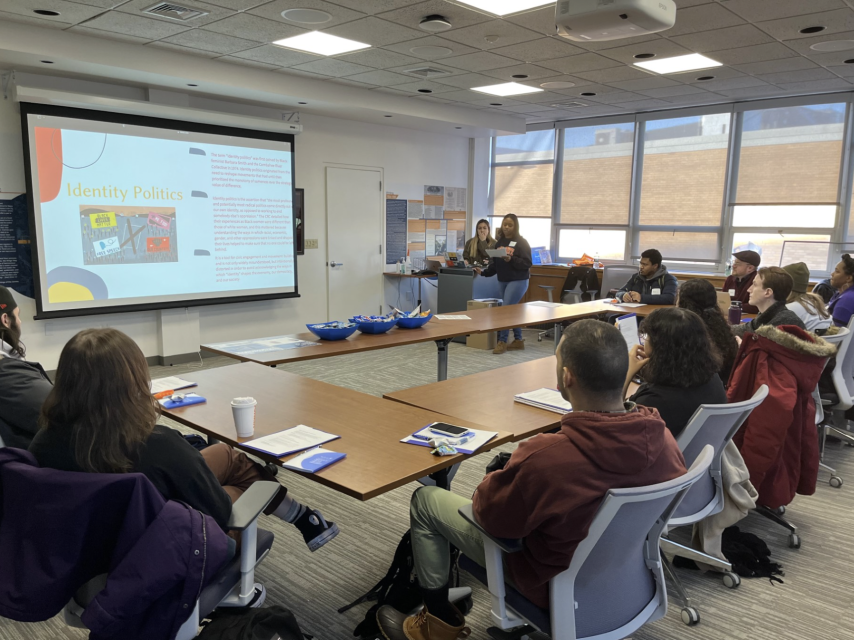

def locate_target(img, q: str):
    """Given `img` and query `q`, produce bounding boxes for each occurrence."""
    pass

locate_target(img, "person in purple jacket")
[29,328,339,552]
[827,253,854,327]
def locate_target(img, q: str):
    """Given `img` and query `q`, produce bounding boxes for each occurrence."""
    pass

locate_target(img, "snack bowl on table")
[350,315,398,334]
[396,313,433,329]
[306,322,358,340]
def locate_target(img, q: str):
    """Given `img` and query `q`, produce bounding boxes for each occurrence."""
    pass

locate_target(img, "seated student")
[676,278,738,383]
[463,218,496,265]
[732,266,805,338]
[783,262,831,333]
[29,328,338,552]
[826,253,854,327]
[625,308,726,439]
[813,278,837,305]
[615,248,678,305]
[0,286,53,449]
[376,320,686,640]
[722,250,761,314]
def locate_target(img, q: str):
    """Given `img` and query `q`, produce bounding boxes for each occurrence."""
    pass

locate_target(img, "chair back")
[670,385,769,525]
[830,320,854,410]
[816,328,848,422]
[550,446,714,640]
[601,265,638,299]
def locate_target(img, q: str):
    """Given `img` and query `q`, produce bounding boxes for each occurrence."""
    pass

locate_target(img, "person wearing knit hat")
[783,263,831,332]
[722,250,761,314]
[0,285,53,448]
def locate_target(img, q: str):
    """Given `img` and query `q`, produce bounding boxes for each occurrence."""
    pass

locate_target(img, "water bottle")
[593,252,600,268]
[728,300,742,325]
[396,258,401,274]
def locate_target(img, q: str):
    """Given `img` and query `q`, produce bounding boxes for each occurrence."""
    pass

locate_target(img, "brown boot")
[377,605,471,640]
[507,338,525,350]
[493,341,508,354]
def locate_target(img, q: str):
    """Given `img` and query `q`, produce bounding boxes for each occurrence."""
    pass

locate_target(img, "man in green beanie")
[0,286,53,448]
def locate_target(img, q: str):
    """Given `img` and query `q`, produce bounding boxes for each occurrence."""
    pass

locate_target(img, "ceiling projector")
[555,0,677,42]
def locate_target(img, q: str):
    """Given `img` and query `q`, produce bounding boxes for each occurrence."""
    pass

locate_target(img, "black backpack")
[562,266,600,302]
[197,605,311,640]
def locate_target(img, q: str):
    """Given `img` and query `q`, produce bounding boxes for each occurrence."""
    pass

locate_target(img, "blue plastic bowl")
[396,314,433,329]
[355,318,398,334]
[306,323,358,340]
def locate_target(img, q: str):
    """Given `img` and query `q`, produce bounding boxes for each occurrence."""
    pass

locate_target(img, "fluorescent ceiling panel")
[472,82,545,96]
[273,31,370,56]
[452,1,554,17]
[634,53,722,75]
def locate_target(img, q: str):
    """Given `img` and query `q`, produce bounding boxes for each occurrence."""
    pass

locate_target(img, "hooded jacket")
[728,325,836,509]
[615,265,678,305]
[0,357,52,448]
[472,405,686,610]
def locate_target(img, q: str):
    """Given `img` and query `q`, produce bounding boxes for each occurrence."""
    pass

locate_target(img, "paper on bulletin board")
[408,200,424,219]
[424,185,444,219]
[444,187,466,212]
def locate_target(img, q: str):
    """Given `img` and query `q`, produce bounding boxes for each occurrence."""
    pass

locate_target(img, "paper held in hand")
[242,425,340,457]
[514,388,572,414]
[615,313,640,350]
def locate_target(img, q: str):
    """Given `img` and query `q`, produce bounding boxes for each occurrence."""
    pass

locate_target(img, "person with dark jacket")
[0,286,52,448]
[615,248,678,305]
[813,278,837,305]
[625,308,727,438]
[722,250,761,314]
[677,278,739,384]
[476,213,532,354]
[732,266,806,338]
[375,320,686,640]
[29,328,338,552]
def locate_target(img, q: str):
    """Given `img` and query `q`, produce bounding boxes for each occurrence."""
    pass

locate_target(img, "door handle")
[329,261,344,267]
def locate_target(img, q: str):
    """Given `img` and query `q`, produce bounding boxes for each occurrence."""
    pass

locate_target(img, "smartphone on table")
[428,423,472,438]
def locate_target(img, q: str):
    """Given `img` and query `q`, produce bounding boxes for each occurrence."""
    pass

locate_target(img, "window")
[732,205,836,228]
[558,229,627,261]
[561,123,634,224]
[492,130,555,220]
[638,231,719,261]
[731,233,832,272]
[489,216,552,250]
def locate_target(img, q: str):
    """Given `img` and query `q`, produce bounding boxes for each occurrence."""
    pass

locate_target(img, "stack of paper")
[401,424,497,454]
[242,425,339,457]
[150,376,197,394]
[514,388,572,414]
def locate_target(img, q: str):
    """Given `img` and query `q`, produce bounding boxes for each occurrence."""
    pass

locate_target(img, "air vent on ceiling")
[552,101,589,108]
[402,66,453,79]
[143,2,209,21]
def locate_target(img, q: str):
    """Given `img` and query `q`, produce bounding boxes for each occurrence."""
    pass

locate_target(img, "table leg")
[436,338,451,381]
[208,436,221,446]
[418,278,422,308]
[554,322,562,351]
[419,463,460,490]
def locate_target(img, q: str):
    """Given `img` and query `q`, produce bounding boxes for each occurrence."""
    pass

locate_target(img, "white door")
[326,166,383,319]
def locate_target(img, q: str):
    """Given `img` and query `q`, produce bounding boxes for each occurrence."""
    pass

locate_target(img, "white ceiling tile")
[328,77,374,88]
[388,80,460,94]
[611,98,674,110]
[160,30,260,54]
[574,66,656,83]
[0,9,71,28]
[596,39,696,65]
[556,104,628,117]
[673,0,718,6]
[682,66,749,82]
[68,25,150,43]
[490,37,585,63]
[0,0,103,24]
[757,8,854,41]
[526,73,596,87]
[710,42,800,65]
[383,35,478,59]
[806,50,854,66]
[218,56,279,69]
[734,57,822,75]
[774,77,854,92]
[504,6,558,37]
[114,0,236,28]
[669,24,775,54]
[201,13,308,43]
[687,76,770,91]
[230,45,320,66]
[636,84,712,98]
[536,52,623,75]
[578,32,663,51]
[662,91,729,105]
[64,0,130,6]
[608,76,684,92]
[248,0,366,29]
[721,0,846,22]
[376,0,492,31]
[440,50,520,72]
[715,85,801,99]
[276,68,327,79]
[439,19,542,51]
[432,72,507,89]
[331,0,416,14]
[341,69,414,85]
[785,30,854,55]
[383,62,465,78]
[829,63,854,76]
[291,57,375,77]
[75,11,191,39]
[501,103,559,114]
[412,95,454,104]
[370,86,411,96]
[197,0,268,9]
[322,17,426,47]
[581,91,648,104]
[428,89,484,103]
[756,68,839,85]
[145,41,221,57]
[665,3,745,36]
[466,96,526,108]
[481,63,560,81]
[336,47,421,69]
[511,90,575,104]
[552,83,629,96]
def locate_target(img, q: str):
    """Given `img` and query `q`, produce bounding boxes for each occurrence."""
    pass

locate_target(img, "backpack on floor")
[197,605,310,640]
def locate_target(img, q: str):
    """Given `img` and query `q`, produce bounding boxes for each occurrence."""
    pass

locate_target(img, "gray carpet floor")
[3,328,853,640]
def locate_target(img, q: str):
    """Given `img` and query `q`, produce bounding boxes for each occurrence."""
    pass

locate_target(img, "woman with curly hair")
[677,278,739,383]
[623,307,727,438]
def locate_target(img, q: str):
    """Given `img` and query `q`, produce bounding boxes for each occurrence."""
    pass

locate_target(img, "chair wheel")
[681,607,700,626]
[537,336,543,342]
[830,475,843,488]
[788,533,801,549]
[776,505,786,515]
[722,571,741,589]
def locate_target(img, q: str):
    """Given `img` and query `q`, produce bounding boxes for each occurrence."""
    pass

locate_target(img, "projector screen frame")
[20,101,300,320]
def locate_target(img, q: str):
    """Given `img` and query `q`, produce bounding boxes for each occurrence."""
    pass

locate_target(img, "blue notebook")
[160,393,206,410]
[282,447,346,473]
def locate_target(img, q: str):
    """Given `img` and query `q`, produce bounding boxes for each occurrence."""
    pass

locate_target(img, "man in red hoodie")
[377,320,686,640]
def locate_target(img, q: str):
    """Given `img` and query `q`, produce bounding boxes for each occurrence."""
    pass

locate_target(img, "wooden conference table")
[160,361,513,501]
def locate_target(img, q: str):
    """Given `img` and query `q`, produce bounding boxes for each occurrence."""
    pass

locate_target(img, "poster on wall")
[387,184,468,265]
[294,188,305,255]
[385,195,407,265]
[0,193,33,298]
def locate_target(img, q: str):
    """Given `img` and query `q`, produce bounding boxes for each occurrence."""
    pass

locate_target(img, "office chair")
[660,385,769,625]
[818,317,854,446]
[457,446,714,640]
[813,327,849,488]
[600,264,639,299]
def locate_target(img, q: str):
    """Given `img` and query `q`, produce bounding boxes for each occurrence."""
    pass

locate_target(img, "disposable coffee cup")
[231,397,257,438]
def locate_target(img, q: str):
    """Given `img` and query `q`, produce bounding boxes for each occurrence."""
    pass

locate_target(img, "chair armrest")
[227,481,280,531]
[458,504,524,554]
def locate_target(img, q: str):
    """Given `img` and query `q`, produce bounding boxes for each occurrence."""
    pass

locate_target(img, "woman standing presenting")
[476,213,532,354]
[463,218,496,265]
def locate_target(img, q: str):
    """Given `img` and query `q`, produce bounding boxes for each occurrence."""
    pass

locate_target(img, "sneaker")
[293,508,339,552]
[493,341,508,355]
[508,339,525,350]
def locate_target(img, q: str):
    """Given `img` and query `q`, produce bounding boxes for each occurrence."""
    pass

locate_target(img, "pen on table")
[153,390,174,399]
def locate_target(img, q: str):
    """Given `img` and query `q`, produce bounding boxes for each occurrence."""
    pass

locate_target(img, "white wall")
[0,81,470,368]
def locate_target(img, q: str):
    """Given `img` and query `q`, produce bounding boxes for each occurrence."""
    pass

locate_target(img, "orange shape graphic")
[34,127,63,203]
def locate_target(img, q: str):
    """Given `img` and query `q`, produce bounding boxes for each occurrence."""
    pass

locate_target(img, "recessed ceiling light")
[384,115,393,118]
[580,91,596,96]
[810,40,854,52]
[418,89,433,93]
[298,101,307,104]
[40,60,54,64]
[471,82,543,96]
[455,126,462,129]
[540,81,576,89]
[452,1,553,17]
[696,75,715,81]
[490,102,503,106]
[410,45,453,57]
[846,59,854,64]
[281,8,332,24]
[187,83,197,87]
[273,31,370,56]
[511,74,529,79]
[419,15,452,32]
[634,53,655,59]
[800,26,826,34]
[634,53,722,74]
[33,9,60,16]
